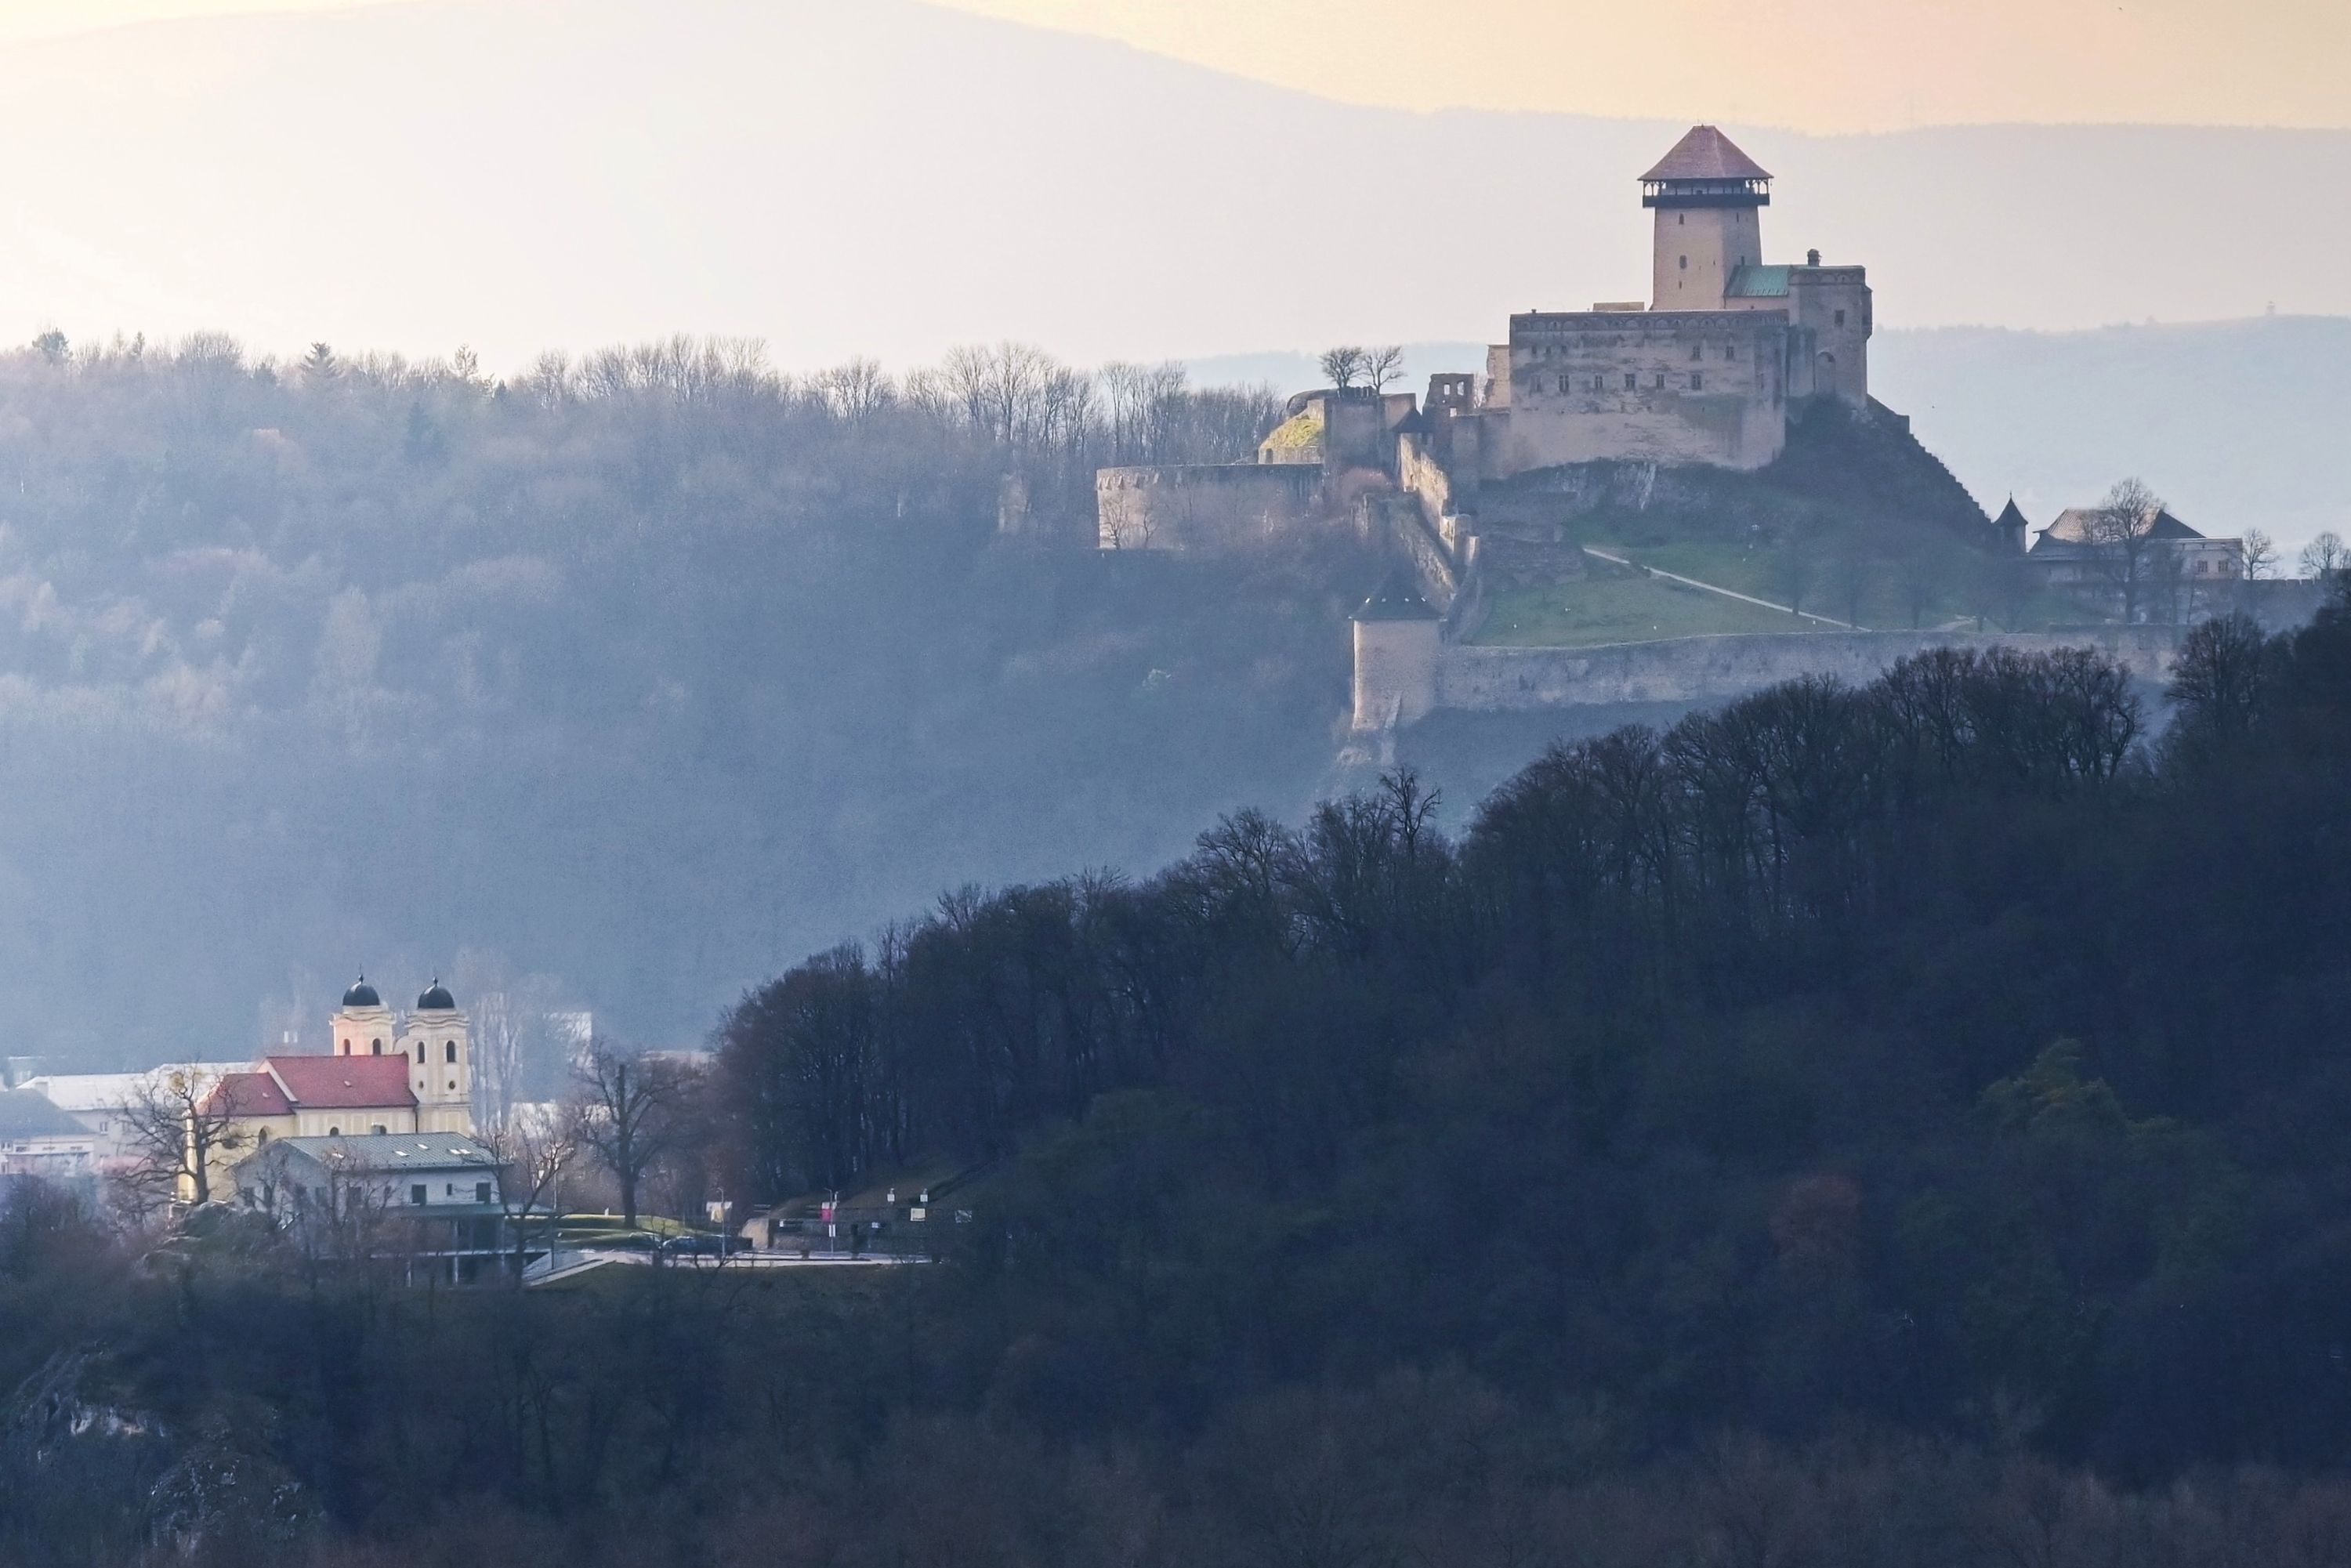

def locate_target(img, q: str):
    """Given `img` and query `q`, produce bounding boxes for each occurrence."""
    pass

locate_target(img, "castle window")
[371,1039,382,1056]
[1835,310,1847,328]
[415,1043,425,1065]
[1690,345,1702,362]
[1724,344,1736,360]
[1625,372,1637,390]
[1654,373,1666,390]
[1679,255,1688,271]
[1691,372,1703,390]
[445,1041,457,1063]
[1556,375,1570,395]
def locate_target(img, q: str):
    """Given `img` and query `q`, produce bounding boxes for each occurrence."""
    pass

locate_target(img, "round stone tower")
[1351,571,1440,731]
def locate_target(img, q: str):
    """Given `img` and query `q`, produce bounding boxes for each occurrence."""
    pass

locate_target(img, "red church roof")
[1641,125,1772,183]
[263,1055,417,1110]
[202,1070,293,1118]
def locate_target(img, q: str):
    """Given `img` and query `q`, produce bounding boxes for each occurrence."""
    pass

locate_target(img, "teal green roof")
[1725,265,1793,299]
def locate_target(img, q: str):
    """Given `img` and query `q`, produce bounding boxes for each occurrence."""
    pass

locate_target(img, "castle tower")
[1643,125,1772,311]
[330,976,397,1060]
[1351,571,1440,731]
[400,979,473,1135]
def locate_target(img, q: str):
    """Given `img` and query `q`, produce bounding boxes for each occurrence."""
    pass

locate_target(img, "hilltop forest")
[5,590,2351,1565]
[0,332,1363,1068]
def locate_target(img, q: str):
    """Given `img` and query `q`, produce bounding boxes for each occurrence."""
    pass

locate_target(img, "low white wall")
[1436,628,2177,712]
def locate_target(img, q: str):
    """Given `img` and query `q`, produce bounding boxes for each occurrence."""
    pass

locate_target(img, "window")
[1654,373,1666,390]
[327,1125,340,1137]
[1834,310,1846,328]
[1625,372,1637,390]
[1691,372,1703,390]
[446,1182,457,1197]
[411,1183,427,1207]
[476,1181,492,1204]
[256,1128,270,1145]
[1556,375,1570,394]
[1679,255,1688,271]
[414,1043,424,1064]
[339,1038,349,1055]
[1690,345,1702,362]
[371,1123,386,1135]
[1724,344,1736,361]
[446,1041,458,1063]
[371,1039,382,1056]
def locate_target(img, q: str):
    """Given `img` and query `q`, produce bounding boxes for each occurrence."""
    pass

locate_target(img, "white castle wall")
[1431,628,2179,712]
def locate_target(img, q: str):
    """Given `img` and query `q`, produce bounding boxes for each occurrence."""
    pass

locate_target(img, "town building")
[2020,503,2244,617]
[231,1132,516,1282]
[0,1088,100,1179]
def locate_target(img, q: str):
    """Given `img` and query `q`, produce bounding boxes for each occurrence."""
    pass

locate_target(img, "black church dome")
[341,977,382,1009]
[416,980,457,1012]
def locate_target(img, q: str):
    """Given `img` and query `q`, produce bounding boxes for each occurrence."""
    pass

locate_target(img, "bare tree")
[1318,346,1367,390]
[1364,346,1406,393]
[2240,527,2279,581]
[570,1040,698,1229]
[114,1066,248,1209]
[2084,477,2166,623]
[480,1110,578,1284]
[2299,529,2348,580]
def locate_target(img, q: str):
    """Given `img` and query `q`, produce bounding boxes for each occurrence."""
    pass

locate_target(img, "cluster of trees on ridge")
[3,592,2349,1563]
[0,331,1335,1056]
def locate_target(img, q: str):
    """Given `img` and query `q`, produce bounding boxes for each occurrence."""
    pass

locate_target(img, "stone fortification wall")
[1437,627,2178,712]
[1486,310,1789,475]
[1096,464,1323,551]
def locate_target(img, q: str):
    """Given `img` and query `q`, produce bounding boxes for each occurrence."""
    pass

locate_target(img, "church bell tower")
[1643,125,1773,310]
[401,979,474,1135]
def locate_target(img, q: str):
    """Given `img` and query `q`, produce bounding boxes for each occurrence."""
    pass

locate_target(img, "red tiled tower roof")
[1641,125,1772,183]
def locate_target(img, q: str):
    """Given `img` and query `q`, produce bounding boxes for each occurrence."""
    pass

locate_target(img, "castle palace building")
[1457,125,1872,476]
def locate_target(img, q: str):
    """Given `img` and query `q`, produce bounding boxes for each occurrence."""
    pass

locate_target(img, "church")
[201,976,476,1195]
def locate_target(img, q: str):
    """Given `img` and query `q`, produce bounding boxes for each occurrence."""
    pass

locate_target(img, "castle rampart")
[1096,463,1324,551]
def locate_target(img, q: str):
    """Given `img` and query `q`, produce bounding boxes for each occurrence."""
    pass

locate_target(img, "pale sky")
[5,0,2346,132]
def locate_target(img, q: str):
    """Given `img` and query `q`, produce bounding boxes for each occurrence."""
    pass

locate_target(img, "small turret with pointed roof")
[1994,497,2032,554]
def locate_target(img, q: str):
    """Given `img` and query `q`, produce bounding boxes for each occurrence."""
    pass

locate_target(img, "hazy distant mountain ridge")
[0,0,2342,372]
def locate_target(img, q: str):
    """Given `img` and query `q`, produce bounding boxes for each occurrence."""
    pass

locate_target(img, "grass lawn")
[1471,572,1810,647]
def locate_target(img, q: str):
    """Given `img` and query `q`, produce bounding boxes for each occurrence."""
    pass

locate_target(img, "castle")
[1096,125,1875,551]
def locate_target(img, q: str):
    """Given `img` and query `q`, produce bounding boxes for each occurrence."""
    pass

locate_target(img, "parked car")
[661,1232,748,1258]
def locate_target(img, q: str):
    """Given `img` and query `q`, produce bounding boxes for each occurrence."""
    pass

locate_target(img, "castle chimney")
[1806,248,1820,266]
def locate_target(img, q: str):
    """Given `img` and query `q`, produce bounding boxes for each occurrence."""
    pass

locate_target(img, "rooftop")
[263,1054,418,1110]
[1641,125,1772,184]
[264,1133,499,1171]
[0,1088,92,1140]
